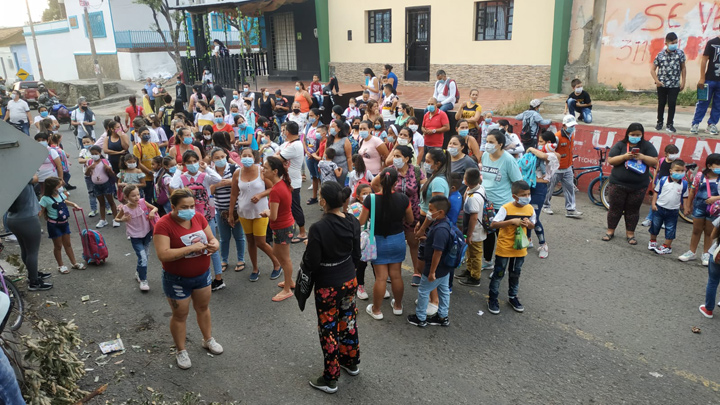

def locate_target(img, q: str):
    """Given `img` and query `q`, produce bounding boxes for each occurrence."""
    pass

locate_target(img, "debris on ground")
[81,295,90,302]
[691,326,701,334]
[649,372,663,378]
[99,338,125,354]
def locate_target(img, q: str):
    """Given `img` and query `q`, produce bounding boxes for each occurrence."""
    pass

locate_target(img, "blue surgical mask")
[516,196,531,206]
[438,79,445,85]
[214,117,224,124]
[374,124,381,130]
[295,86,300,91]
[427,105,436,113]
[40,111,48,118]
[215,158,227,168]
[261,137,268,144]
[329,127,337,136]
[448,147,459,157]
[393,157,405,169]
[668,43,678,51]
[168,166,177,174]
[83,144,91,149]
[424,162,433,173]
[308,117,316,124]
[458,129,469,137]
[231,112,238,117]
[241,157,254,167]
[387,136,395,143]
[233,95,239,100]
[183,137,193,145]
[566,126,575,135]
[239,123,247,129]
[671,172,684,180]
[359,130,369,139]
[39,141,48,147]
[713,168,720,175]
[485,118,492,124]
[186,162,199,173]
[177,209,195,221]
[628,136,642,144]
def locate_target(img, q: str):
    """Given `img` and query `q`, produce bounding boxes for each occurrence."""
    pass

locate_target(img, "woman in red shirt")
[261,156,295,302]
[124,96,144,129]
[212,109,233,134]
[154,188,222,370]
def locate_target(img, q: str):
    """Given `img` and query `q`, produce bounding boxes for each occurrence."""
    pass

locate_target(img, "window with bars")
[83,11,106,38]
[475,1,513,41]
[368,9,391,43]
[211,13,225,31]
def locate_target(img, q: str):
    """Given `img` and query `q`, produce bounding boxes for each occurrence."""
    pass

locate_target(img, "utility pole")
[82,1,104,98]
[25,0,44,80]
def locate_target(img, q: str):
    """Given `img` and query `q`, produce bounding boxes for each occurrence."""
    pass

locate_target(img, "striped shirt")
[214,164,237,211]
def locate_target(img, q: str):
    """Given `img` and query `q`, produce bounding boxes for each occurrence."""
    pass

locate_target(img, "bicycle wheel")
[5,279,23,332]
[587,176,604,206]
[600,178,611,210]
[552,181,563,196]
[678,210,693,224]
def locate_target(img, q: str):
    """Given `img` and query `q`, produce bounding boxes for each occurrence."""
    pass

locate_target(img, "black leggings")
[291,187,305,228]
[6,216,42,284]
[483,232,496,262]
[356,260,374,286]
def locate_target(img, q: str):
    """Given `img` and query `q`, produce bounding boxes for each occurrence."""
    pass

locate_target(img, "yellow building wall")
[328,0,556,67]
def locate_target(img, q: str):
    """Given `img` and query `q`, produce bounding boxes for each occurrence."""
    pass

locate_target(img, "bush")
[494,92,535,116]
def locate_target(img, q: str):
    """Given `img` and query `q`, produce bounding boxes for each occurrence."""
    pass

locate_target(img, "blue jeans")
[692,80,720,125]
[489,255,525,302]
[705,255,720,311]
[567,99,593,123]
[84,176,98,211]
[649,206,678,240]
[207,217,223,277]
[217,213,246,264]
[276,114,287,126]
[130,231,153,281]
[528,182,547,245]
[0,349,24,405]
[415,273,450,320]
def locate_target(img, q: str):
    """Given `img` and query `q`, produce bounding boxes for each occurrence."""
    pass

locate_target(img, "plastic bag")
[513,226,529,250]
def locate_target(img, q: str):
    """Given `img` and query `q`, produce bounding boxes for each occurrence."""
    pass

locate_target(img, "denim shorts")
[162,269,212,300]
[47,220,70,239]
[93,181,117,197]
[306,156,319,179]
[272,225,295,245]
[692,199,717,220]
[373,232,407,265]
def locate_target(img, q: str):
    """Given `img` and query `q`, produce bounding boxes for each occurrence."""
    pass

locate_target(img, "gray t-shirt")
[7,184,41,219]
[451,155,478,175]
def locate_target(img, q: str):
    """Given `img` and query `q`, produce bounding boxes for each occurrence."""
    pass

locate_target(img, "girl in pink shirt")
[115,185,158,291]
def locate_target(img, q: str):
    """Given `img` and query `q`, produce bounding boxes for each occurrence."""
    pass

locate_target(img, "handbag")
[360,194,377,262]
[295,258,314,312]
[705,177,720,217]
[624,143,647,175]
[513,226,530,250]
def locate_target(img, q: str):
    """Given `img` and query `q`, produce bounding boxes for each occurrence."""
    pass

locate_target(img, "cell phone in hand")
[631,148,640,154]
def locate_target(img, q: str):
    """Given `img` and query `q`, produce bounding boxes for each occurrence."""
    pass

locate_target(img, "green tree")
[134,0,184,72]
[42,0,66,22]
[223,9,260,53]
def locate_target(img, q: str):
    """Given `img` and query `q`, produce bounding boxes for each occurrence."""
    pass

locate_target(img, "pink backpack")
[181,173,215,220]
[73,209,108,265]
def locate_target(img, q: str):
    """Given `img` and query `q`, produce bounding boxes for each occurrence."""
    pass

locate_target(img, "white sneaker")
[366,304,383,320]
[565,210,583,218]
[139,280,150,291]
[112,220,121,228]
[641,219,652,227]
[307,184,313,190]
[202,337,223,355]
[426,302,438,316]
[4,234,17,243]
[482,260,494,270]
[390,299,403,315]
[690,124,699,134]
[709,124,719,135]
[176,350,191,369]
[356,285,368,300]
[538,244,549,259]
[88,210,98,217]
[648,241,657,251]
[384,289,390,299]
[96,220,108,228]
[542,207,554,215]
[58,265,70,274]
[528,241,534,249]
[702,252,710,266]
[678,250,697,262]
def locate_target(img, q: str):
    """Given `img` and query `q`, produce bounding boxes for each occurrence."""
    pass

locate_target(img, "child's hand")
[510,218,522,226]
[428,272,436,282]
[148,211,156,220]
[199,161,208,172]
[521,218,532,227]
[652,203,658,211]
[706,196,720,204]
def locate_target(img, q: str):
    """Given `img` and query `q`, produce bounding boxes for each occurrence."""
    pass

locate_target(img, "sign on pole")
[79,0,89,6]
[16,69,29,81]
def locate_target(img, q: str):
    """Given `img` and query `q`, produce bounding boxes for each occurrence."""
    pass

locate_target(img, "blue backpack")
[656,176,688,200]
[443,223,468,269]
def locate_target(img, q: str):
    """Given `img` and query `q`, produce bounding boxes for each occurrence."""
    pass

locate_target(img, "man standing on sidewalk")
[543,115,582,218]
[651,32,685,133]
[144,77,157,111]
[691,33,720,135]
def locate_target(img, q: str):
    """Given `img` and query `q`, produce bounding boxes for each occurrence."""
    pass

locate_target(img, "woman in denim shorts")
[153,189,223,370]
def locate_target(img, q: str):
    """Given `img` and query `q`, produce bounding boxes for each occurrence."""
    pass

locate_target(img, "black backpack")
[519,111,535,146]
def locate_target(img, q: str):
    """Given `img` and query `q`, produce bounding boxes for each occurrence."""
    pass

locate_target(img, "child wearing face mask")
[79,136,100,216]
[115,185,158,291]
[486,180,536,315]
[344,98,362,120]
[118,154,147,202]
[259,130,280,162]
[318,147,342,184]
[405,117,425,163]
[347,153,374,199]
[38,176,86,274]
[649,159,688,255]
[479,112,494,153]
[642,144,681,227]
[85,145,120,228]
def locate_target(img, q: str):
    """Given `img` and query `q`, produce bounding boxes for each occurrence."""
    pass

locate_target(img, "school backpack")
[349,134,359,155]
[656,176,688,199]
[519,111,535,146]
[467,189,495,233]
[161,106,175,127]
[73,209,108,265]
[443,223,468,269]
[181,172,215,221]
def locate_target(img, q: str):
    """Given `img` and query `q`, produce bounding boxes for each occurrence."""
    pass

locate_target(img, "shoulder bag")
[360,194,377,262]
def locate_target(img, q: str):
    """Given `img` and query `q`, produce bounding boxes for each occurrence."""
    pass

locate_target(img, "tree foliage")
[41,0,66,22]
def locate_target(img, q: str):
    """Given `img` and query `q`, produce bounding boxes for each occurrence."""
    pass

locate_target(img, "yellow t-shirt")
[494,201,535,257]
[460,102,481,129]
[134,142,160,181]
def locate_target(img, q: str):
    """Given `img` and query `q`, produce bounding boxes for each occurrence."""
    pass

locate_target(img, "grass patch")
[494,92,535,116]
[584,83,698,107]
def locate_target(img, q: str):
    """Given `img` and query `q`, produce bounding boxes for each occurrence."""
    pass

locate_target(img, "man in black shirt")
[564,78,592,123]
[692,35,720,135]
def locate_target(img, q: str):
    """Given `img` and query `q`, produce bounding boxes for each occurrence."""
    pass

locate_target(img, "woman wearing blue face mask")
[34,105,59,132]
[154,188,222,370]
[169,127,202,171]
[209,148,246,273]
[169,150,225,290]
[327,117,354,186]
[233,114,258,151]
[603,123,658,245]
[455,89,482,138]
[455,119,481,158]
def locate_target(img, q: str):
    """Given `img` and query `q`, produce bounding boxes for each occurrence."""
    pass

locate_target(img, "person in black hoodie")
[304,182,361,394]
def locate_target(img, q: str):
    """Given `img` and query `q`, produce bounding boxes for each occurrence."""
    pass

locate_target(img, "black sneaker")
[508,296,524,312]
[427,313,450,326]
[38,272,51,280]
[458,276,481,287]
[666,124,677,133]
[308,376,337,394]
[66,184,77,191]
[488,299,500,314]
[211,279,226,291]
[407,314,428,327]
[454,270,469,279]
[28,281,53,291]
[655,122,663,131]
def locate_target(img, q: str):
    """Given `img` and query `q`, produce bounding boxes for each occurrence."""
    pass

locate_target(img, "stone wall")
[45,81,119,103]
[330,62,550,91]
[74,54,121,80]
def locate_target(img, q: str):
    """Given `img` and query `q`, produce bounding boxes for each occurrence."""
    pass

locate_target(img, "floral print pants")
[315,278,360,381]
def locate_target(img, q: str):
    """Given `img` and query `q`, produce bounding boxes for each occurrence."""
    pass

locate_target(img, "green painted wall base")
[549,0,573,93]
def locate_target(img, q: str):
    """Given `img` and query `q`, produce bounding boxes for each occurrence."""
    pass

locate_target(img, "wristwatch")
[432,129,436,134]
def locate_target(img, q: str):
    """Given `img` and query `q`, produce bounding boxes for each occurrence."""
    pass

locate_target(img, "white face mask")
[667,153,680,160]
[426,211,435,221]
[397,138,409,146]
[485,144,497,154]
[91,154,101,161]
[575,86,583,94]
[127,163,137,169]
[408,125,418,132]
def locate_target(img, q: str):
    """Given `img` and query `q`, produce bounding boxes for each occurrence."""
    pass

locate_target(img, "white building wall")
[0,48,15,80]
[109,0,173,31]
[23,23,80,81]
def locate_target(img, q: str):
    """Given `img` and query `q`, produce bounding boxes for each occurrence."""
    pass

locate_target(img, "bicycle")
[552,147,611,208]
[0,234,23,332]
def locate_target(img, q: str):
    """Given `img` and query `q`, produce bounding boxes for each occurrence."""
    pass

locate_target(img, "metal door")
[270,12,297,71]
[405,7,430,82]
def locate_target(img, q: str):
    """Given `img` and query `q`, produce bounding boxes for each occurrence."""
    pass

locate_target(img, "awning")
[170,0,306,15]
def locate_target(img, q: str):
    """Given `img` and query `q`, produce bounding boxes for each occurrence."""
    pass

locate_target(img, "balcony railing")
[115,30,259,50]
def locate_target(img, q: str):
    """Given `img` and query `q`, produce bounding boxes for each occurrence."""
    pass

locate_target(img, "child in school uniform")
[649,159,689,255]
[457,168,486,287]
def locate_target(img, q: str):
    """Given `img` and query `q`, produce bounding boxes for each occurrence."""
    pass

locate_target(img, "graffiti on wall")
[598,1,720,90]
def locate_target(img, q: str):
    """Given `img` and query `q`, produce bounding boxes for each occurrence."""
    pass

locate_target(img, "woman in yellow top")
[132,126,162,200]
[455,89,482,138]
[142,88,154,115]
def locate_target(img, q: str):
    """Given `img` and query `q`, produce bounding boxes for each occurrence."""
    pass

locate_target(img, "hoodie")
[303,212,361,288]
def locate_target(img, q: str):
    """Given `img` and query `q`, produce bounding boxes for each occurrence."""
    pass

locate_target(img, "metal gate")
[405,7,431,82]
[270,12,297,71]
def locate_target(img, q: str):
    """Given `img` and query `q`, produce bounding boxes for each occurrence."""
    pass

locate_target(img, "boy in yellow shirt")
[488,180,536,314]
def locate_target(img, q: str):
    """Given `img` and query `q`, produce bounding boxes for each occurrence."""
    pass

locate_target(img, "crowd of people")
[5,34,720,395]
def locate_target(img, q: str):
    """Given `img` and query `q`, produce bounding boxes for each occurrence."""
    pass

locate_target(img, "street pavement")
[6,118,720,403]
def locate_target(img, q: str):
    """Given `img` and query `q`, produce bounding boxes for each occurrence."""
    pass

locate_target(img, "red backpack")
[443,79,460,102]
[181,173,215,220]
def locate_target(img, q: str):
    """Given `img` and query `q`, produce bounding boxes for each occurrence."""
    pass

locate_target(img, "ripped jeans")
[130,231,153,281]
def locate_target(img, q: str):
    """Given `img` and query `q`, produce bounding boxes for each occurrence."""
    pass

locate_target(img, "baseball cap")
[562,115,578,127]
[530,99,543,108]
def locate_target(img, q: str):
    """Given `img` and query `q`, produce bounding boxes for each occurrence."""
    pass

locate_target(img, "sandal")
[234,262,245,272]
[71,262,86,270]
[221,263,229,272]
[277,281,296,289]
[271,290,294,302]
[601,233,615,242]
[627,236,637,245]
[291,236,308,244]
[306,198,318,205]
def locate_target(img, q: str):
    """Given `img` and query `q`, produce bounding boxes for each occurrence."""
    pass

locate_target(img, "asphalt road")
[6,118,720,403]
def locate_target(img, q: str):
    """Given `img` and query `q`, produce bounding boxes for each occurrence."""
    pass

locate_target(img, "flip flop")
[234,262,245,272]
[221,263,229,272]
[291,236,308,244]
[277,281,296,289]
[627,236,637,245]
[272,290,294,302]
[601,233,615,241]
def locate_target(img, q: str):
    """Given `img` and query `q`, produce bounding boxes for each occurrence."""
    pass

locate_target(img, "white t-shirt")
[464,185,488,242]
[654,177,688,210]
[279,138,304,189]
[412,131,424,156]
[289,112,308,130]
[71,109,95,139]
[6,99,29,123]
[38,147,60,181]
